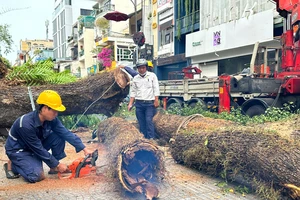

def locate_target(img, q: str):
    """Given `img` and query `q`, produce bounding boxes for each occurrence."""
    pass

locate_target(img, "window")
[80,9,92,16]
[60,10,66,27]
[53,19,57,34]
[60,10,65,27]
[65,0,72,6]
[61,27,66,43]
[159,27,173,46]
[165,33,170,44]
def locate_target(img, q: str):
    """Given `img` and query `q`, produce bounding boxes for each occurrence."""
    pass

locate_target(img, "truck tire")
[188,99,207,110]
[167,98,183,110]
[245,105,266,117]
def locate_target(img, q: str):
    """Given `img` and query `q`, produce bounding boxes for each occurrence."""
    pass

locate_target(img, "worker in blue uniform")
[4,90,94,183]
[127,59,160,139]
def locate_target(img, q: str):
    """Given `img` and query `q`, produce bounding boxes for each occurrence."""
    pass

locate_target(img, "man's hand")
[154,99,159,108]
[83,147,94,156]
[128,103,133,111]
[57,163,68,173]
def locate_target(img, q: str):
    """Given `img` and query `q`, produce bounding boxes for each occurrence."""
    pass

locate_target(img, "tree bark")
[153,112,233,143]
[0,71,129,128]
[97,117,165,200]
[154,113,300,199]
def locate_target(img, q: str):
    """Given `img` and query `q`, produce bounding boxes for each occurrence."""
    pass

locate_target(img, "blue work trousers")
[8,132,66,183]
[135,102,157,139]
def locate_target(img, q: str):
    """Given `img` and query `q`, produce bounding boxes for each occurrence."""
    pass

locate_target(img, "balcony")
[95,30,132,46]
[79,16,95,29]
[176,10,200,35]
[95,4,115,19]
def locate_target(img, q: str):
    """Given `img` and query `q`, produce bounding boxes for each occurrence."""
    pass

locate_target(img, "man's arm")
[128,97,135,111]
[51,118,85,152]
[128,78,137,111]
[153,74,160,108]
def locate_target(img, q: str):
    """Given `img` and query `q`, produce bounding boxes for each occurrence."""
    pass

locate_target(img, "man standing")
[4,90,94,183]
[128,59,160,139]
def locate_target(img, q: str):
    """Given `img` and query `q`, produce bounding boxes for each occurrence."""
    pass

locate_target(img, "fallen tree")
[153,112,232,143]
[0,71,128,128]
[153,113,300,199]
[97,117,165,200]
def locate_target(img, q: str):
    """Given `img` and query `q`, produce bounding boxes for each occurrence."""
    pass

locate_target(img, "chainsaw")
[58,149,98,179]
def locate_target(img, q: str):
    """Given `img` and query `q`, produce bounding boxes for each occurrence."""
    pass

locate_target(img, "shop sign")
[153,10,156,17]
[213,31,221,46]
[192,41,202,47]
[152,23,157,29]
[158,0,172,8]
[157,53,187,66]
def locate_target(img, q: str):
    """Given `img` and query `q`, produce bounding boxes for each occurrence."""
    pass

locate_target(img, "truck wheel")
[167,98,182,110]
[245,105,266,117]
[188,99,207,110]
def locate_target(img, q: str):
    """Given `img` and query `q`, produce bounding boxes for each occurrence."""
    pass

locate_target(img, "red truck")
[159,0,300,117]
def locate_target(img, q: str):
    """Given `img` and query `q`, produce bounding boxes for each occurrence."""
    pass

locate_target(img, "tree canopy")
[0,24,13,55]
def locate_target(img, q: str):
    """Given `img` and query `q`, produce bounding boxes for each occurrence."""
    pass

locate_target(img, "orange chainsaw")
[58,149,98,179]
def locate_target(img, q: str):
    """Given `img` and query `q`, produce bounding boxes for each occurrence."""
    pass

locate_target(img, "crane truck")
[159,0,300,117]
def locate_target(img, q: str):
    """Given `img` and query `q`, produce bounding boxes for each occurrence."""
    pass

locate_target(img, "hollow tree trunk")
[97,117,165,200]
[0,71,128,129]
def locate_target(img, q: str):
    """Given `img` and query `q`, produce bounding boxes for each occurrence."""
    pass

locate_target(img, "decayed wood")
[97,117,165,199]
[0,71,129,128]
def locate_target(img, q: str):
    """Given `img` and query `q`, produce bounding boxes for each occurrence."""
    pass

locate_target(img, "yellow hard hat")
[147,61,153,68]
[36,90,66,111]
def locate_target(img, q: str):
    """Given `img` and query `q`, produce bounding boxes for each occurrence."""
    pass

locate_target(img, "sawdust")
[0,128,110,194]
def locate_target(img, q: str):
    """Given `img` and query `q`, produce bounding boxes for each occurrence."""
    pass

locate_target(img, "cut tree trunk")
[0,71,129,129]
[154,113,300,199]
[97,117,165,200]
[153,112,233,144]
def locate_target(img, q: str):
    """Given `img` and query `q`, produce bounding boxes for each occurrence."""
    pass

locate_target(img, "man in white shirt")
[127,59,160,139]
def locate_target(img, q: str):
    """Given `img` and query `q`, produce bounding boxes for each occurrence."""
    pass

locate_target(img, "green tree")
[0,24,13,55]
[0,56,11,68]
[0,6,30,55]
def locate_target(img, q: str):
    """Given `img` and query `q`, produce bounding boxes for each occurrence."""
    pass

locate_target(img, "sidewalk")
[0,130,259,200]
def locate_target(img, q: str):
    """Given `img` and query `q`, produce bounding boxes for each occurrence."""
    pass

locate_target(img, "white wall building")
[185,0,280,77]
[156,0,174,59]
[52,0,95,60]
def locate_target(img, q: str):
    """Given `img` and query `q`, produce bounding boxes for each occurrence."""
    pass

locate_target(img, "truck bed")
[159,78,220,101]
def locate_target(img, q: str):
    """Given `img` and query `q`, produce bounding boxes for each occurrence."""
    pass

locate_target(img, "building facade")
[91,0,143,70]
[67,16,95,77]
[19,39,54,64]
[52,0,95,61]
[155,0,200,80]
[186,0,281,78]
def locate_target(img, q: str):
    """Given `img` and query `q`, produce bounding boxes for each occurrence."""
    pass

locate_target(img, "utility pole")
[45,20,49,40]
[134,0,138,64]
[131,0,139,64]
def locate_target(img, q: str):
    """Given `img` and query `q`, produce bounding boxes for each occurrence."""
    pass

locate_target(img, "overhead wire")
[71,80,116,130]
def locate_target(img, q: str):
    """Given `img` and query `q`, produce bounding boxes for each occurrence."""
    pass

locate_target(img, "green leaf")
[204,138,208,146]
